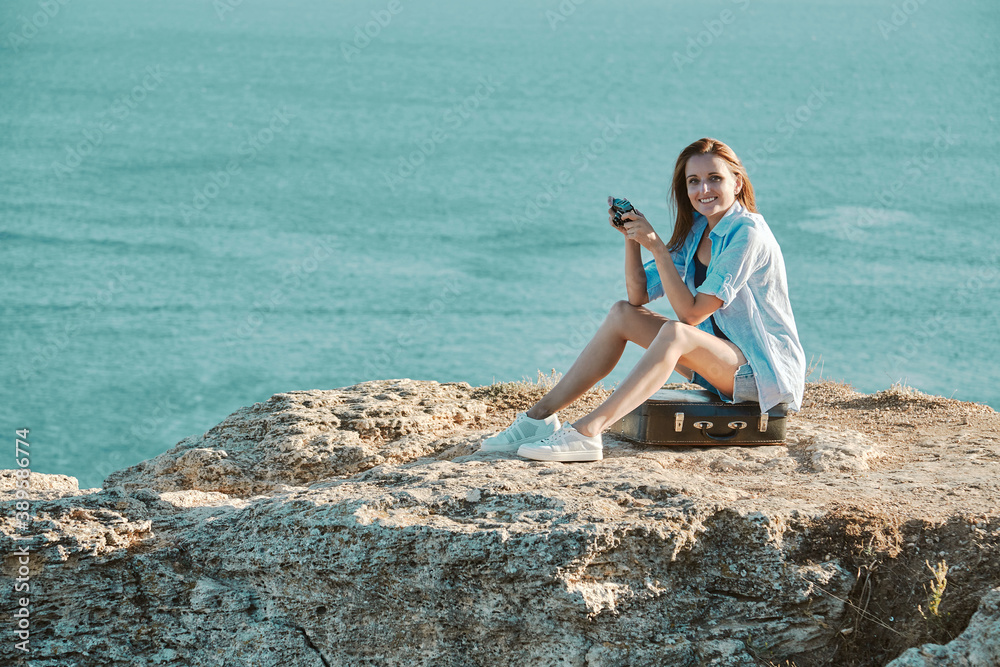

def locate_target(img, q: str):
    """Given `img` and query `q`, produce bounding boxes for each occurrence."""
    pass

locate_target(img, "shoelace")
[538,425,571,446]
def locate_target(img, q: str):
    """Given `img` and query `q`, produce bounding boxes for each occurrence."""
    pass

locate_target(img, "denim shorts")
[689,362,759,404]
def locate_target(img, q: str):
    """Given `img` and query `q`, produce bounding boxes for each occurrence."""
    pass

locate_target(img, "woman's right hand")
[619,208,662,252]
[609,207,629,238]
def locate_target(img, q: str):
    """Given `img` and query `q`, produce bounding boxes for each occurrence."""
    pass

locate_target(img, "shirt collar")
[706,200,746,237]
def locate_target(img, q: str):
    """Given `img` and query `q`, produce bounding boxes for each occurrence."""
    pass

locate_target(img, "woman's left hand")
[621,209,662,251]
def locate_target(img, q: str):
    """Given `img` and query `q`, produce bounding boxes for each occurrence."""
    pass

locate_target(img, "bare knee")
[653,320,683,342]
[606,299,638,329]
[608,299,637,318]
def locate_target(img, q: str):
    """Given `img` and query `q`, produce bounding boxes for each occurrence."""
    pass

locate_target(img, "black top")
[693,253,731,342]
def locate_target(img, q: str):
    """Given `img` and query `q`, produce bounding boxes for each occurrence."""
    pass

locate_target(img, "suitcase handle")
[692,420,748,441]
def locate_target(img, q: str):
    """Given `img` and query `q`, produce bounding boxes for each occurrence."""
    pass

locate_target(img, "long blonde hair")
[666,138,757,252]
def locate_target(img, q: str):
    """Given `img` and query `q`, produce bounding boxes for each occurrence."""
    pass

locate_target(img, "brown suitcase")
[608,388,787,445]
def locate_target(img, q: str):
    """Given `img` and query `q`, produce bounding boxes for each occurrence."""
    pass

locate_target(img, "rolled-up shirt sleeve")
[642,248,687,302]
[642,258,664,301]
[697,226,765,307]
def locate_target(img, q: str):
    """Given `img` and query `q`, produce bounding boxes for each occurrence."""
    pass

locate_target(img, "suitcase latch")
[674,412,684,432]
[758,413,769,432]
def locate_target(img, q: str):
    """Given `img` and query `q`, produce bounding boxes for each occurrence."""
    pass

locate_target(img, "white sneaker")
[479,411,561,453]
[517,424,603,462]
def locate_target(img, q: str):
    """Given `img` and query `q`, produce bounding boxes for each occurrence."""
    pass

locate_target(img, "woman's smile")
[695,193,722,214]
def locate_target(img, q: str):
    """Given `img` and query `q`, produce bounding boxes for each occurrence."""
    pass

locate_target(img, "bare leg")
[572,320,747,436]
[526,301,674,420]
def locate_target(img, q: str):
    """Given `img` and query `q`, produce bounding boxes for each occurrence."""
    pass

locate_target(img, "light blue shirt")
[642,200,806,414]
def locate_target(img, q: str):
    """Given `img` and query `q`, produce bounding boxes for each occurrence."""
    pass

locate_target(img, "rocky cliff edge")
[1,377,998,666]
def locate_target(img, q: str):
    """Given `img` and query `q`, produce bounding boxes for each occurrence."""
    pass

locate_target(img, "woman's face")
[685,152,742,224]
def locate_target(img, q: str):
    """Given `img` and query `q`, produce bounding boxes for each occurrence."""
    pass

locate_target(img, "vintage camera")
[608,196,634,228]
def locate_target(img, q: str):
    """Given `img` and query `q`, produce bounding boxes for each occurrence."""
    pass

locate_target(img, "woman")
[481,137,806,462]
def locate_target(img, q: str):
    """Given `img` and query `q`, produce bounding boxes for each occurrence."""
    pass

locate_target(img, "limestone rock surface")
[1,378,998,666]
[103,379,489,496]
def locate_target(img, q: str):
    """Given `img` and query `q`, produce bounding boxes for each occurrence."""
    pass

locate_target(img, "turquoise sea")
[2,0,998,489]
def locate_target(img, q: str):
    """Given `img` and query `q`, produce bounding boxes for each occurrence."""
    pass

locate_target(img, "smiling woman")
[480,137,806,462]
